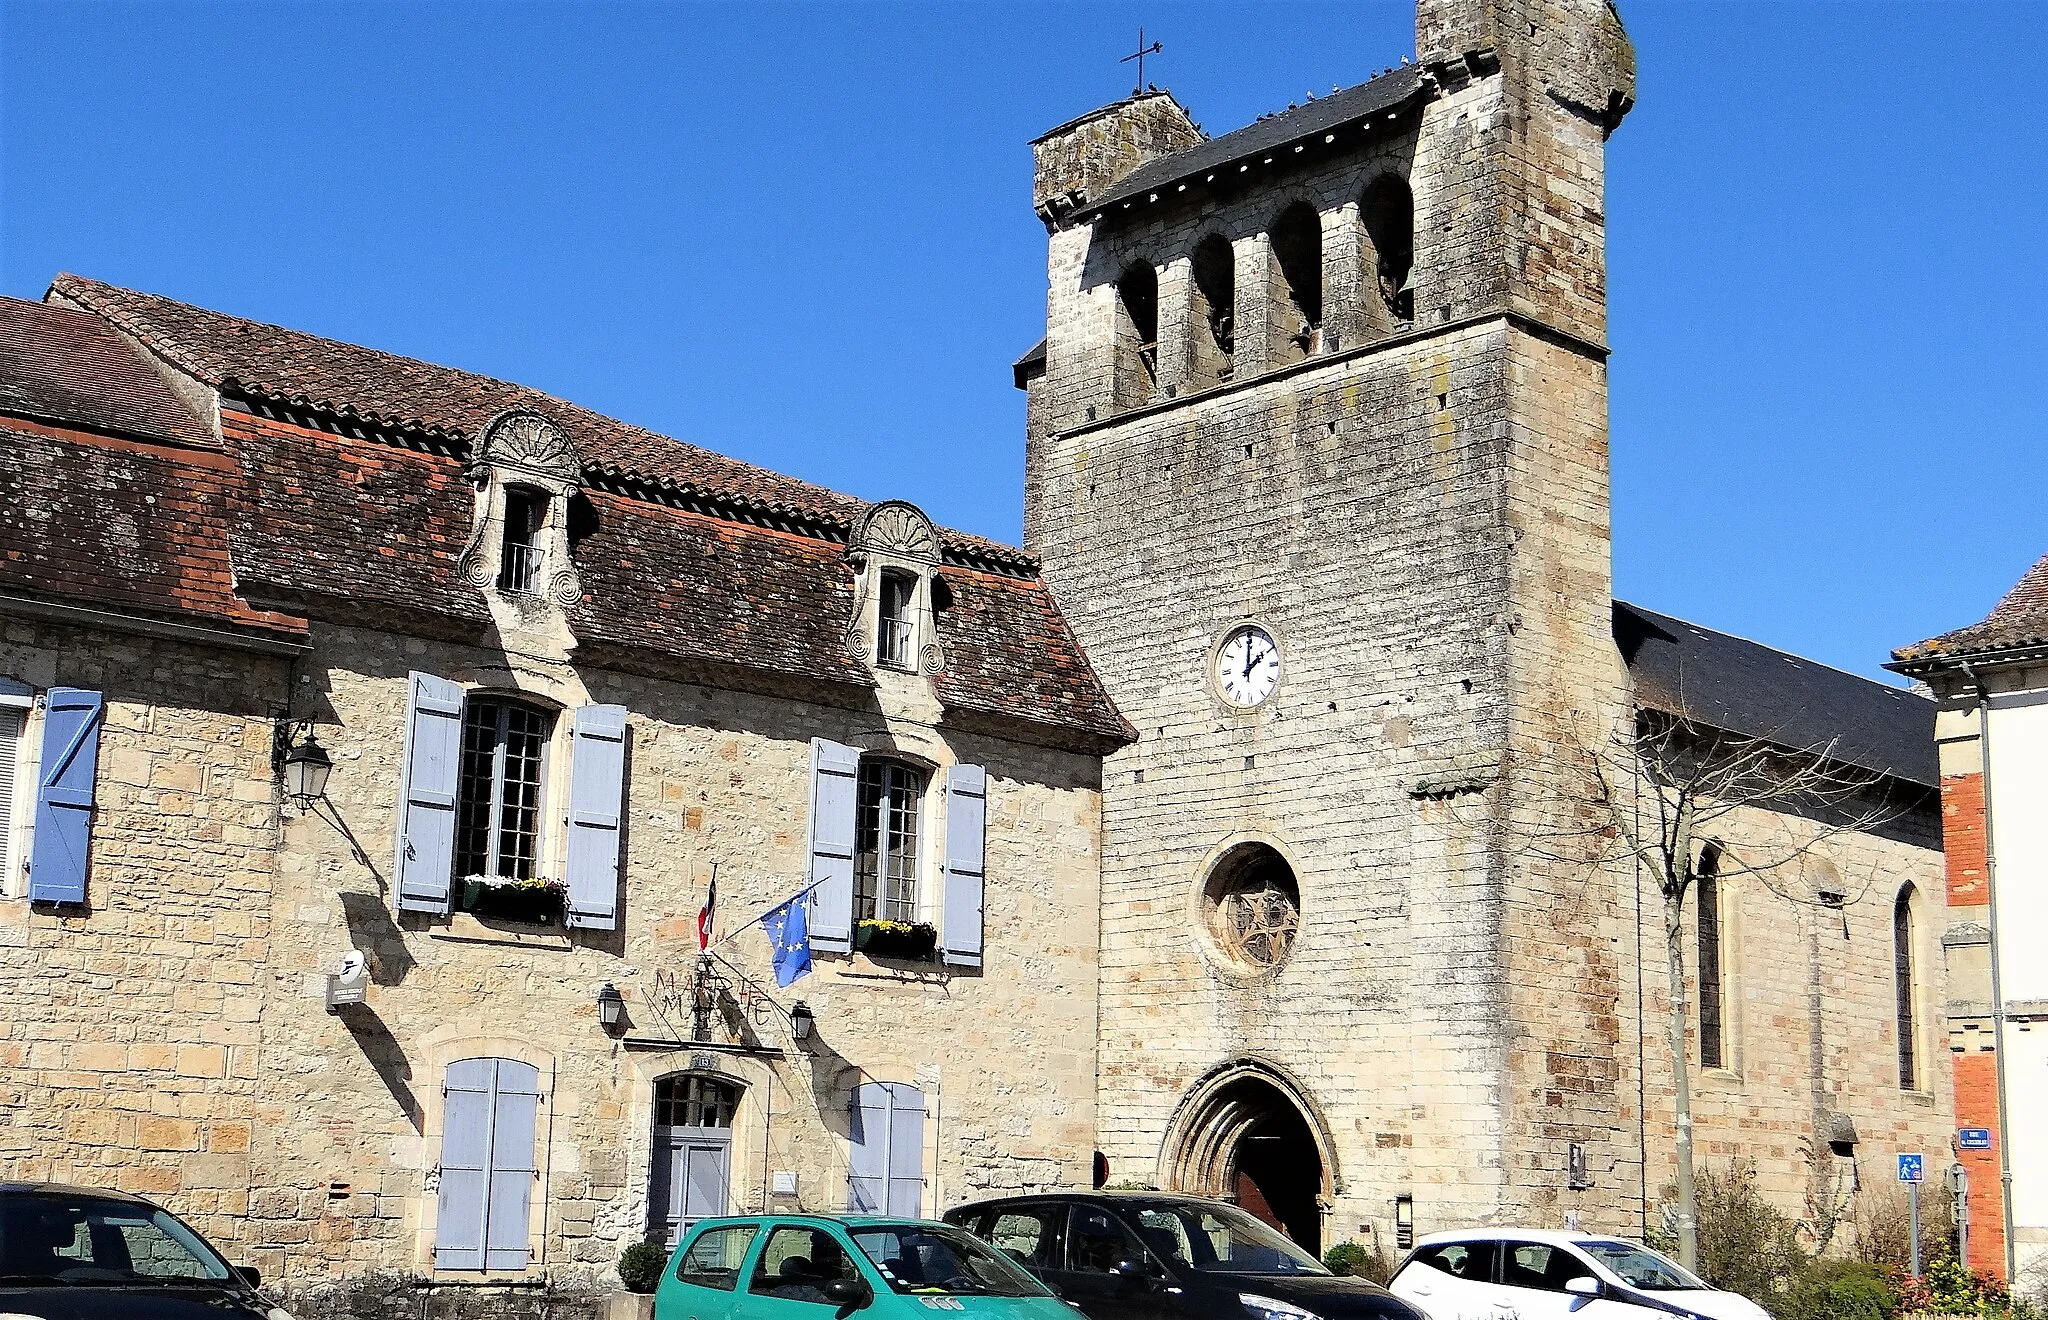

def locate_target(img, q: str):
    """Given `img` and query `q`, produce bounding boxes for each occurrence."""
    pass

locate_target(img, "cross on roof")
[1120,27,1162,95]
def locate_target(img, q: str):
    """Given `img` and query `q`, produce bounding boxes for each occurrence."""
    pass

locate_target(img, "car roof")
[1411,1228,1624,1249]
[0,1181,156,1206]
[687,1214,958,1230]
[950,1190,1236,1210]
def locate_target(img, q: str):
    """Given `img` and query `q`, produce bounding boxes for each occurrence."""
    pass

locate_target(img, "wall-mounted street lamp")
[597,982,626,1036]
[281,731,333,802]
[790,1001,815,1046]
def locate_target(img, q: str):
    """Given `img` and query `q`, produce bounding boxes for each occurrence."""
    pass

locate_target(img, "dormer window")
[497,487,549,595]
[877,570,917,669]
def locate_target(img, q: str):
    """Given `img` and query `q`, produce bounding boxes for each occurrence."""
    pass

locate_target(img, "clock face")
[1215,625,1281,708]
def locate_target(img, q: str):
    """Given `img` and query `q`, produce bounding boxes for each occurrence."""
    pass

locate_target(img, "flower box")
[854,919,937,962]
[459,876,567,927]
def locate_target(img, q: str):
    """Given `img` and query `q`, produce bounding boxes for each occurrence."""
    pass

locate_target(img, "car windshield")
[0,1191,234,1287]
[851,1223,1054,1297]
[1575,1240,1707,1291]
[1126,1202,1330,1276]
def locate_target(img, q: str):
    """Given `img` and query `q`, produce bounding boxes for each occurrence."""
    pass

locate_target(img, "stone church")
[1017,0,1951,1262]
[0,0,1956,1306]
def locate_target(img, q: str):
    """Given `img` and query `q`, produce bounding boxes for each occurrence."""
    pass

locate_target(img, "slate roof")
[1075,65,1430,223]
[23,277,1128,750]
[1615,601,1936,789]
[0,297,213,449]
[1890,552,2048,670]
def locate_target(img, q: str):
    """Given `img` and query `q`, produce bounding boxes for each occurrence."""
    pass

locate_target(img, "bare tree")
[1527,708,1904,1272]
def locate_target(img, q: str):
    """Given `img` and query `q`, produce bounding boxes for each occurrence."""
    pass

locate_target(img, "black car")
[944,1193,1422,1320]
[0,1181,283,1319]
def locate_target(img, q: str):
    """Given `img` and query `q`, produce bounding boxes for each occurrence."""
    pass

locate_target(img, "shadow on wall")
[337,1004,423,1132]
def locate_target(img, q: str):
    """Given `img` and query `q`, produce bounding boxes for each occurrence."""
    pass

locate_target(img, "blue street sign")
[1899,1153,1926,1183]
[1959,1128,1993,1151]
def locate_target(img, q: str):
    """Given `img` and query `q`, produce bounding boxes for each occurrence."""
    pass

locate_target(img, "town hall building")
[0,0,1960,1310]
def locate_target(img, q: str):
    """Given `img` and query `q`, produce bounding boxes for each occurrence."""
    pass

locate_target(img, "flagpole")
[704,879,823,955]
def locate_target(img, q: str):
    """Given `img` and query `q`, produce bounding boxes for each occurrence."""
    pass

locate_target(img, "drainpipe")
[1959,660,2016,1282]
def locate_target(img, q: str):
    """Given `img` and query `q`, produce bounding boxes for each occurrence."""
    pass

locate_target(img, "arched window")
[855,759,925,923]
[1269,202,1324,364]
[1894,886,1918,1089]
[1190,234,1237,384]
[1696,844,1725,1070]
[1113,261,1160,410]
[1361,175,1415,325]
[455,696,555,881]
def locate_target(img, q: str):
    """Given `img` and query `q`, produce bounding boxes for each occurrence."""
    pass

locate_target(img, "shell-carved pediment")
[853,500,939,563]
[472,408,581,492]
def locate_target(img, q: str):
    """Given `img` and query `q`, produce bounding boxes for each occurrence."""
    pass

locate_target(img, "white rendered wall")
[1988,689,2048,1279]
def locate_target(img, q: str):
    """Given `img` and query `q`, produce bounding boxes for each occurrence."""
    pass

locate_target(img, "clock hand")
[1243,641,1255,679]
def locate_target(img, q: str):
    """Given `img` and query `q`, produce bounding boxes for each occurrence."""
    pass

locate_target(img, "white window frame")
[853,757,927,924]
[0,680,36,901]
[453,695,557,883]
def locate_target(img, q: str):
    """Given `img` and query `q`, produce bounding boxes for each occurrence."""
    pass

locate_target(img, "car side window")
[1066,1205,1146,1275]
[677,1224,760,1291]
[1501,1242,1586,1292]
[988,1207,1065,1270]
[1414,1240,1499,1283]
[750,1226,861,1303]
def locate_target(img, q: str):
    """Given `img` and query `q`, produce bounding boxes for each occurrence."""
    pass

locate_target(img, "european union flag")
[763,891,812,987]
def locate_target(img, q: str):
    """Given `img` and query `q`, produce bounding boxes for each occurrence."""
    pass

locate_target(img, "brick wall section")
[1942,772,1987,906]
[1953,1050,2006,1275]
[0,617,289,1256]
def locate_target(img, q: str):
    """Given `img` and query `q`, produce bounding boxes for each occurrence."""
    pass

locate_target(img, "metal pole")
[1909,1179,1922,1278]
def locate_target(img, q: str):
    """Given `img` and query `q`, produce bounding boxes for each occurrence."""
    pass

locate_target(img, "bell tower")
[1023,0,1643,1242]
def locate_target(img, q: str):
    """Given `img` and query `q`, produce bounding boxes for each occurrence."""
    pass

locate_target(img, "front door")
[650,1074,739,1245]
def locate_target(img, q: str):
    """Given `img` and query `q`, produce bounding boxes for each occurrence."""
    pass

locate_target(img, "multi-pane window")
[1895,888,1917,1090]
[1697,844,1725,1070]
[497,487,548,595]
[854,759,922,922]
[655,1075,739,1130]
[455,698,552,880]
[0,696,25,891]
[877,571,916,669]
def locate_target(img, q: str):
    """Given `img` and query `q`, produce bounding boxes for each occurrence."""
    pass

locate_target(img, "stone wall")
[245,620,1103,1289]
[0,616,290,1258]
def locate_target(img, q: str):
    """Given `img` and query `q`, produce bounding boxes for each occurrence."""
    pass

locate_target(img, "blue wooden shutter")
[847,1081,924,1217]
[395,673,465,914]
[485,1060,542,1271]
[806,739,860,954]
[28,687,104,905]
[437,1057,542,1272]
[885,1083,927,1217]
[564,704,627,930]
[436,1059,494,1270]
[941,764,987,969]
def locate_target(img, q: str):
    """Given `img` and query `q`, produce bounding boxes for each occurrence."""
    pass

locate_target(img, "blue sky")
[4,2,2042,684]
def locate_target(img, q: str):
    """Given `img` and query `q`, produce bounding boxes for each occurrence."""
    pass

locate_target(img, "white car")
[1387,1229,1771,1320]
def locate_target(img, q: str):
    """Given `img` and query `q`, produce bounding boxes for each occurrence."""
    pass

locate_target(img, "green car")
[656,1216,1081,1320]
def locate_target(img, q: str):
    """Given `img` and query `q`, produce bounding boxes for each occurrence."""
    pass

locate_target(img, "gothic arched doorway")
[1160,1061,1333,1255]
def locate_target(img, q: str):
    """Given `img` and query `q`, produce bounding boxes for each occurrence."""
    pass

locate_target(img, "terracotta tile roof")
[0,416,307,645]
[1616,601,1935,789]
[33,276,1124,748]
[47,274,1032,570]
[1891,552,2048,669]
[0,296,213,449]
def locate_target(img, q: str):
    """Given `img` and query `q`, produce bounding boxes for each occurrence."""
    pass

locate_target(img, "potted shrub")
[854,918,937,961]
[618,1239,666,1294]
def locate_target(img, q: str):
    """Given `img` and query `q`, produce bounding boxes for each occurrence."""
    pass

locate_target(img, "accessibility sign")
[1959,1128,1993,1151]
[1899,1153,1926,1183]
